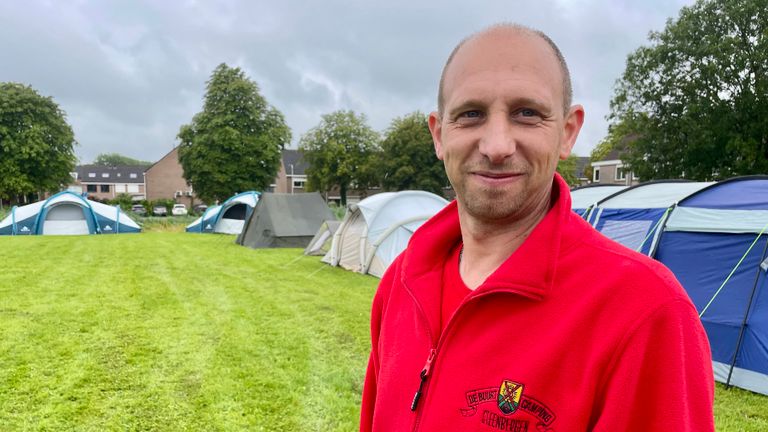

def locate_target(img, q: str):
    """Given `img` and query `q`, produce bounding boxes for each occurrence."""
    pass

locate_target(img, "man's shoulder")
[560,216,688,302]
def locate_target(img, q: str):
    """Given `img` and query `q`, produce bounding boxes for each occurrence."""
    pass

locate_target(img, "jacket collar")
[400,174,575,330]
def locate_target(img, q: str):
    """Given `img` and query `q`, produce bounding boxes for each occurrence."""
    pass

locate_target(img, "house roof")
[75,165,146,183]
[282,149,308,176]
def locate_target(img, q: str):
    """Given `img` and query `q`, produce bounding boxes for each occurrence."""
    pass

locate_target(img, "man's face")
[429,30,584,223]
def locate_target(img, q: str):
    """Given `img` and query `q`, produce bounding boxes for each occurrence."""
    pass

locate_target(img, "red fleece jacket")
[360,175,714,432]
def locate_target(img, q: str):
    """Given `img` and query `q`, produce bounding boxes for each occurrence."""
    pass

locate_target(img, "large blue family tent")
[588,181,712,255]
[570,184,626,219]
[0,191,141,235]
[653,176,768,395]
[185,191,259,234]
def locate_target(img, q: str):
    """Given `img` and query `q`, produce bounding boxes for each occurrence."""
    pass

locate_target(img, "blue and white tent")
[653,176,768,395]
[570,184,626,219]
[185,191,259,234]
[588,181,713,255]
[0,191,140,235]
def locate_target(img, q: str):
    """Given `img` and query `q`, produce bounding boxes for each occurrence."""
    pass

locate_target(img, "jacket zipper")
[410,348,436,411]
[409,288,528,431]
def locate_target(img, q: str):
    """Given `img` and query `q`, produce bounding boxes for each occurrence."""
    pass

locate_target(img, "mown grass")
[0,233,377,431]
[0,232,766,431]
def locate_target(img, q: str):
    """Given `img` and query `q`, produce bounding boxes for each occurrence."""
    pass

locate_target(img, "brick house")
[144,146,200,207]
[589,149,640,186]
[272,149,308,194]
[69,165,147,201]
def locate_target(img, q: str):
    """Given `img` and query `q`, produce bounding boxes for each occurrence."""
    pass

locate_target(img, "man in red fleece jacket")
[360,24,715,431]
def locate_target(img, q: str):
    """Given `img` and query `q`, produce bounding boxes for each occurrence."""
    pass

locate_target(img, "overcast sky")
[0,0,695,164]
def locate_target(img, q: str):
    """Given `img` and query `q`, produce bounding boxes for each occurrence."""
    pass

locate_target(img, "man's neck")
[457,193,553,290]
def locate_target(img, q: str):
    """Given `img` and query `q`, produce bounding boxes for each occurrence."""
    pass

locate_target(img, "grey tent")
[304,219,341,256]
[236,192,335,248]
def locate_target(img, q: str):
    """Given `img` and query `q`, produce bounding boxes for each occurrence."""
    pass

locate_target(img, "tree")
[556,154,580,187]
[377,112,449,197]
[93,153,151,167]
[608,0,767,180]
[177,64,290,203]
[299,110,380,206]
[0,83,77,202]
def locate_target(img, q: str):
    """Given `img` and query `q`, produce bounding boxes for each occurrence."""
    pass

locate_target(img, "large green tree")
[93,153,151,167]
[0,83,77,203]
[178,64,290,202]
[556,154,581,187]
[608,0,767,180]
[378,112,449,197]
[299,110,380,206]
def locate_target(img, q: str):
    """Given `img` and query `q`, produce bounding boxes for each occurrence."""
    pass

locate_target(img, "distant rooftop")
[74,165,146,183]
[282,149,308,176]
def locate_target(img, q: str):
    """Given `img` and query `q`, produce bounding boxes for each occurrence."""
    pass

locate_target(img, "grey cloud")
[0,0,695,163]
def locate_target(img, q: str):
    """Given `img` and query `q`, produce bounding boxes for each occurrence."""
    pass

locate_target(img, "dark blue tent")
[588,181,711,255]
[654,176,768,395]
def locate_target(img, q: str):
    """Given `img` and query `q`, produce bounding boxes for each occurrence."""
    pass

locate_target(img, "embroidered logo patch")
[497,380,523,414]
[460,379,557,431]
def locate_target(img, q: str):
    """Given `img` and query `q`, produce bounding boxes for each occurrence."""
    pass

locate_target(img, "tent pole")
[725,235,768,389]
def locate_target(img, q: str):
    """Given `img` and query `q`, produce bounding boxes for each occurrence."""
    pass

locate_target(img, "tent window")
[222,203,247,220]
[100,185,110,193]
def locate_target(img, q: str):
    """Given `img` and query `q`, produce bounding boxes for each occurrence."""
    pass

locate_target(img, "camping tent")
[236,192,335,248]
[588,181,713,255]
[185,191,259,234]
[653,176,768,395]
[0,191,141,235]
[570,184,626,219]
[304,220,341,256]
[323,191,449,278]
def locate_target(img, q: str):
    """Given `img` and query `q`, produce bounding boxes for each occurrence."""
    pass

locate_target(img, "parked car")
[172,203,188,216]
[131,204,146,216]
[152,206,167,216]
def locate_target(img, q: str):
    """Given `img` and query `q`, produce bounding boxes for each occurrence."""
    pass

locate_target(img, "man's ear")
[428,111,444,160]
[559,105,585,160]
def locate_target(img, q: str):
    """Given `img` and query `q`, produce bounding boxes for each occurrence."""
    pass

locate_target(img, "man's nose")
[478,112,517,164]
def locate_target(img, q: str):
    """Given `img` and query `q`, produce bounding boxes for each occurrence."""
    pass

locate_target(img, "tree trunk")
[340,183,347,207]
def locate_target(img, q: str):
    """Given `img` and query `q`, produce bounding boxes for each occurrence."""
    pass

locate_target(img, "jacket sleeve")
[590,299,715,431]
[359,257,398,432]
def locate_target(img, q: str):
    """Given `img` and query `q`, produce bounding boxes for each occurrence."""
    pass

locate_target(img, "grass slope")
[0,233,766,430]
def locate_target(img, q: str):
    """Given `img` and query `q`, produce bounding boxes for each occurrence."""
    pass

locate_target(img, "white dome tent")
[185,191,259,234]
[323,191,449,278]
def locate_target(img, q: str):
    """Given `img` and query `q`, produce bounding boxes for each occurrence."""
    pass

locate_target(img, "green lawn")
[0,232,766,431]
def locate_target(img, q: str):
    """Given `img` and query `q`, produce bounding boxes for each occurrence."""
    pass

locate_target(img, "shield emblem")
[497,380,524,415]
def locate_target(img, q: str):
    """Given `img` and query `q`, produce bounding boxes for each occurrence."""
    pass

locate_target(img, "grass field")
[0,232,766,431]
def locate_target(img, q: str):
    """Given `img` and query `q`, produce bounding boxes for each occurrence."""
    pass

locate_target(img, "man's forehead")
[442,29,565,109]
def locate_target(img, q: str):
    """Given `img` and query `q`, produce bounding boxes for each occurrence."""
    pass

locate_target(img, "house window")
[88,173,96,178]
[127,184,139,193]
[87,184,97,193]
[100,185,110,193]
[130,173,138,179]
[616,167,627,181]
[117,173,121,177]
[70,172,78,180]
[102,173,109,178]
[292,179,306,189]
[115,184,126,193]
[593,167,600,182]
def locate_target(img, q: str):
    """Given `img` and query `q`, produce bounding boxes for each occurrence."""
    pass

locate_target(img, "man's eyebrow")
[447,96,553,119]
[447,99,487,118]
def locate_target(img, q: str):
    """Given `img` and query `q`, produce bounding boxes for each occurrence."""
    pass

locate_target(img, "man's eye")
[514,108,542,124]
[520,108,536,117]
[460,110,482,118]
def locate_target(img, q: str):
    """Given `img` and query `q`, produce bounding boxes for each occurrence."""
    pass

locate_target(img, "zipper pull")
[411,349,437,411]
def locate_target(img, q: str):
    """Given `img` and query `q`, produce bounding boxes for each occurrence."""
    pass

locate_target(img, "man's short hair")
[437,23,573,116]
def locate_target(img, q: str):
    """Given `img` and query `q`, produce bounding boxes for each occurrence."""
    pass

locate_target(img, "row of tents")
[2,177,767,396]
[572,176,768,396]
